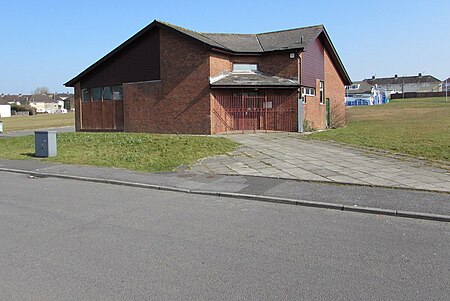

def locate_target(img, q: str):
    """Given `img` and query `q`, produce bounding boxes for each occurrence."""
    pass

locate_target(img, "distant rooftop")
[365,74,441,85]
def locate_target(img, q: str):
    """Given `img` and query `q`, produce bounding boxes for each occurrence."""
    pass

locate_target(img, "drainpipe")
[297,50,304,133]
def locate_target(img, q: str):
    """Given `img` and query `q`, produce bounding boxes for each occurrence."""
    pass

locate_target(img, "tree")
[33,86,49,95]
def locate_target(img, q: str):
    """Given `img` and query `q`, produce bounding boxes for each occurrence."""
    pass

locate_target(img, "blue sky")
[0,0,449,94]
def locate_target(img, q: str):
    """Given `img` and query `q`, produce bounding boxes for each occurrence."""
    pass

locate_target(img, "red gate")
[212,90,296,133]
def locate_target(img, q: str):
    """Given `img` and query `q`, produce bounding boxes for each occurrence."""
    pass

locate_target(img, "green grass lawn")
[0,112,75,132]
[305,97,450,162]
[0,132,239,172]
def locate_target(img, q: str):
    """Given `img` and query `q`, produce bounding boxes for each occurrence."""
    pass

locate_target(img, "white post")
[298,98,304,133]
[446,78,448,102]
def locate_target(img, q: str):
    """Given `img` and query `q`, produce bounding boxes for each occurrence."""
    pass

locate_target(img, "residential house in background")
[365,74,441,98]
[443,77,450,92]
[65,20,351,134]
[0,92,74,113]
[345,81,387,106]
[29,94,65,113]
[0,104,11,118]
[0,93,30,105]
[52,93,75,111]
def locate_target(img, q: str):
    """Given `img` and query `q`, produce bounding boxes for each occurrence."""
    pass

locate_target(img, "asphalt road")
[0,171,449,300]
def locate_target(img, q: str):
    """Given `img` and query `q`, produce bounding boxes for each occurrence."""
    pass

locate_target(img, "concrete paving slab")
[189,133,450,192]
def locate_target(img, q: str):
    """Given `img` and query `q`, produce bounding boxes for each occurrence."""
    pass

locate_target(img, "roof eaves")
[320,28,352,85]
[65,20,162,87]
[256,24,324,36]
[65,20,231,87]
[210,85,298,89]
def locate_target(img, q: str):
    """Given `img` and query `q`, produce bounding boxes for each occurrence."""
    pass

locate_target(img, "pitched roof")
[65,20,351,86]
[30,94,57,103]
[210,71,298,88]
[366,75,441,85]
[346,81,373,94]
[157,20,323,53]
[0,94,31,104]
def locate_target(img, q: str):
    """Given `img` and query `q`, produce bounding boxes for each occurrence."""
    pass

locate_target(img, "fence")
[390,91,446,99]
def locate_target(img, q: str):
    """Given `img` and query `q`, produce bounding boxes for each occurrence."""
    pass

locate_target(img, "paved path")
[0,125,75,137]
[1,159,449,217]
[190,133,450,193]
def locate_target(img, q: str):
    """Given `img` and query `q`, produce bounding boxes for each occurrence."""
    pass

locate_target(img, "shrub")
[10,104,36,115]
[329,101,347,128]
[303,119,315,132]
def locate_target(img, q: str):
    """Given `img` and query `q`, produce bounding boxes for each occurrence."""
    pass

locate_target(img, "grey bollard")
[35,131,57,157]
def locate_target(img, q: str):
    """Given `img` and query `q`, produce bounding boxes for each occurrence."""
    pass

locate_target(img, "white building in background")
[364,73,442,98]
[29,94,65,113]
[443,78,450,92]
[0,104,11,117]
[345,81,387,106]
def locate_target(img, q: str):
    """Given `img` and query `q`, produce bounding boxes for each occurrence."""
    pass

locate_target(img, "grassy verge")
[305,97,450,162]
[0,112,74,132]
[0,132,239,172]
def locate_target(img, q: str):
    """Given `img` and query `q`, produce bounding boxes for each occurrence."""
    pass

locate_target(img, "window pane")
[102,87,112,100]
[233,64,258,71]
[113,86,123,100]
[92,88,102,101]
[82,89,90,101]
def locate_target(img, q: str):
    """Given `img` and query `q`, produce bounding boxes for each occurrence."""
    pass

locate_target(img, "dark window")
[82,89,90,101]
[92,88,102,101]
[113,86,123,100]
[102,87,112,101]
[320,81,324,104]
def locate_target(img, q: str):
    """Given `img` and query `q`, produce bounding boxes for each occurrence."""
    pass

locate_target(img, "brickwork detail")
[210,53,232,77]
[302,79,326,130]
[324,48,346,127]
[259,51,298,79]
[123,28,212,134]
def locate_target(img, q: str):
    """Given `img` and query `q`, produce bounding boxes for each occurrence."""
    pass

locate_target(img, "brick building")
[65,20,351,134]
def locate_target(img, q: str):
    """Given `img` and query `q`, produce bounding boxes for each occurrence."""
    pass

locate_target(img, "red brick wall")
[209,52,232,77]
[123,27,212,134]
[260,51,298,78]
[209,51,297,78]
[123,81,162,132]
[302,79,326,129]
[232,56,260,65]
[324,48,346,127]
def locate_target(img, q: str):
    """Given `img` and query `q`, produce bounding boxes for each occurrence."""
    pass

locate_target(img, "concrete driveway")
[190,133,450,193]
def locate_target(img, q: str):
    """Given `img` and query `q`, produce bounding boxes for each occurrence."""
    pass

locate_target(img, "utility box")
[0,121,3,134]
[35,131,57,157]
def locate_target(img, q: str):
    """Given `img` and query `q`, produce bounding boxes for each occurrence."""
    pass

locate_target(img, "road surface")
[0,171,448,300]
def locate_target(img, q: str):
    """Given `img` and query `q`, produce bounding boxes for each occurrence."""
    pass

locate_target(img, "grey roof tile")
[210,71,298,87]
[257,25,323,52]
[346,81,373,94]
[66,20,351,86]
[201,33,262,52]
